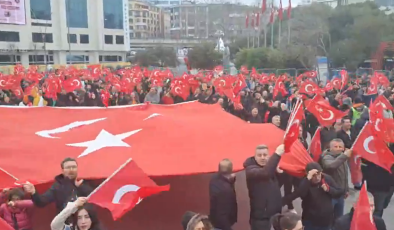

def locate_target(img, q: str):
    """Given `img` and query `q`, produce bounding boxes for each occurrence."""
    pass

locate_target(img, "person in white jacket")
[50,197,103,230]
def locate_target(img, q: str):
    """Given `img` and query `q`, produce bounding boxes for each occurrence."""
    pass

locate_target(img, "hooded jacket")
[320,150,349,193]
[243,154,282,220]
[31,174,93,214]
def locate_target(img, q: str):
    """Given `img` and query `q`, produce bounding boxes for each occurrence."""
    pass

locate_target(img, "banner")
[0,0,26,25]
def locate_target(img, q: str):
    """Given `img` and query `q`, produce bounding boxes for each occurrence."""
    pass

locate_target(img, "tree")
[187,43,223,70]
[234,47,286,70]
[132,46,179,67]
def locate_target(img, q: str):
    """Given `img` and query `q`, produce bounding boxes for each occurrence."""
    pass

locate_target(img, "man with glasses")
[23,157,93,228]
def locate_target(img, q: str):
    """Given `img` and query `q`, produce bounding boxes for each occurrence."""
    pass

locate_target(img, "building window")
[32,33,53,43]
[31,22,52,27]
[66,0,88,28]
[67,34,77,43]
[0,31,20,42]
[104,35,113,44]
[103,0,123,29]
[66,55,89,64]
[99,55,123,63]
[80,34,89,44]
[30,0,52,20]
[116,35,124,44]
[28,55,54,65]
[0,55,21,66]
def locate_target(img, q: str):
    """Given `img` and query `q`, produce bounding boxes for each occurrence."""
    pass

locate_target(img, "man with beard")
[244,144,285,230]
[209,159,237,230]
[23,157,93,228]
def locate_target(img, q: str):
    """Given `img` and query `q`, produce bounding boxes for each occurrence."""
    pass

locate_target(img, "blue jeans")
[332,197,345,221]
[303,221,330,230]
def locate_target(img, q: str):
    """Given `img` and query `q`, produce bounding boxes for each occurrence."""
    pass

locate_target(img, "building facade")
[163,3,209,39]
[129,0,163,39]
[161,10,172,38]
[0,0,129,66]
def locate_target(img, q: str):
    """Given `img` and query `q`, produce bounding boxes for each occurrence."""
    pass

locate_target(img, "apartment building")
[0,0,130,66]
[129,0,163,38]
[162,3,209,39]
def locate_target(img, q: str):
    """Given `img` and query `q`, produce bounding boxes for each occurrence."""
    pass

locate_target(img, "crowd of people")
[0,64,393,230]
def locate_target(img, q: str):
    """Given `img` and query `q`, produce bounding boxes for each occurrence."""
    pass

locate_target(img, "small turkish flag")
[284,100,304,152]
[366,74,378,95]
[305,94,347,127]
[309,127,322,162]
[351,122,394,172]
[88,158,170,220]
[350,183,377,230]
[299,80,319,95]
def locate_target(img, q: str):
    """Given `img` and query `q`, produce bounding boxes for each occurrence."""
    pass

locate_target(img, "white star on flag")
[67,129,142,158]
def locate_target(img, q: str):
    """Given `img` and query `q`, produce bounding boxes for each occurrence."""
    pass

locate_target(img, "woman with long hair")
[271,211,303,230]
[51,197,103,230]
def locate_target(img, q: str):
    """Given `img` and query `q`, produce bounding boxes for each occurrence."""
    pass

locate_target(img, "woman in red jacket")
[0,188,34,230]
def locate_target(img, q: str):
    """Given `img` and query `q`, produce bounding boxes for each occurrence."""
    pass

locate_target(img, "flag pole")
[287,18,291,45]
[247,30,250,48]
[270,20,274,49]
[87,158,133,199]
[278,20,281,47]
[264,23,267,47]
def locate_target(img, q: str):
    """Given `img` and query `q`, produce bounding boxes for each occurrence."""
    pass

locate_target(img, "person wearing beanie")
[181,211,213,230]
[283,162,344,230]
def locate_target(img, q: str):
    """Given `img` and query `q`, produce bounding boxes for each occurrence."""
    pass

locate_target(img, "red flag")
[350,183,377,230]
[245,13,249,28]
[340,70,348,91]
[88,158,170,220]
[278,0,283,20]
[309,127,322,162]
[299,80,319,95]
[255,12,260,27]
[369,98,394,143]
[305,94,347,127]
[0,218,14,230]
[351,122,394,172]
[287,0,292,18]
[366,74,378,95]
[262,0,267,13]
[269,7,275,24]
[280,140,313,178]
[0,102,286,188]
[284,100,304,152]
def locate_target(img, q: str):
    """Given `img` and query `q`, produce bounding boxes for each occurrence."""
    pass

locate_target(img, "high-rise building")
[161,10,172,38]
[163,3,209,39]
[129,0,167,39]
[0,0,130,66]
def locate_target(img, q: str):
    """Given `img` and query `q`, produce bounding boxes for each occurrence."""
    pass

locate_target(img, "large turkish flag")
[0,102,284,187]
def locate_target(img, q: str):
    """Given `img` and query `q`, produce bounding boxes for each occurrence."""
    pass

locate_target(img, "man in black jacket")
[333,191,386,230]
[23,157,93,214]
[244,143,285,230]
[283,162,344,230]
[209,159,237,230]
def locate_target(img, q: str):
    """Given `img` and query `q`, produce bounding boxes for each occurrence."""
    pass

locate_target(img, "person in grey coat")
[320,138,352,222]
